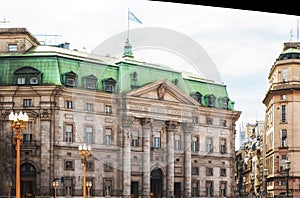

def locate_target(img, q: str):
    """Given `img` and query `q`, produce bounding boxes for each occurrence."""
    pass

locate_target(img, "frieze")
[128,104,192,117]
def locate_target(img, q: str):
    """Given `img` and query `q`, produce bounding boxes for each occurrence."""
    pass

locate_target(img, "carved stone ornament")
[157,83,166,100]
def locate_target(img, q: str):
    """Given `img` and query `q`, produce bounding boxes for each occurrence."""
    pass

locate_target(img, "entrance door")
[131,181,139,198]
[151,168,163,198]
[21,163,36,198]
[174,183,181,198]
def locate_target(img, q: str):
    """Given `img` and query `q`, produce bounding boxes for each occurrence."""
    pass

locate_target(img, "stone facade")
[263,42,300,197]
[0,27,241,198]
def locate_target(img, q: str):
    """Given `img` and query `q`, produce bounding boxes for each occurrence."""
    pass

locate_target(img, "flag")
[128,10,142,24]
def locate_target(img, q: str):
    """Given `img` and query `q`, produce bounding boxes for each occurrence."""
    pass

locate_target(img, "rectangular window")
[23,99,32,107]
[87,80,96,90]
[66,100,73,109]
[104,163,113,172]
[207,137,213,153]
[104,179,112,196]
[65,124,73,142]
[106,85,114,92]
[220,168,226,176]
[174,134,181,150]
[86,103,93,111]
[206,181,213,197]
[105,105,112,114]
[220,139,226,154]
[207,118,213,125]
[66,78,76,86]
[281,129,287,147]
[192,116,198,123]
[206,167,213,176]
[282,68,288,82]
[8,44,18,52]
[191,136,199,152]
[220,120,227,127]
[65,160,74,170]
[87,161,94,171]
[281,94,287,100]
[23,122,33,144]
[153,131,161,149]
[220,182,227,197]
[17,76,26,84]
[281,105,286,122]
[192,182,199,197]
[131,131,139,147]
[105,128,112,145]
[85,126,93,144]
[192,167,199,175]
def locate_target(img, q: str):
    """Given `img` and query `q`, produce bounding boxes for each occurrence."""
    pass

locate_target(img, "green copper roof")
[0,44,235,110]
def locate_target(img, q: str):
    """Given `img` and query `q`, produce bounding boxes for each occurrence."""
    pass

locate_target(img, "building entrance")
[151,168,163,198]
[21,163,36,198]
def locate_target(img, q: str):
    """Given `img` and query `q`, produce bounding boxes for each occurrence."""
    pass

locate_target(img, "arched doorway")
[21,163,36,198]
[151,168,163,198]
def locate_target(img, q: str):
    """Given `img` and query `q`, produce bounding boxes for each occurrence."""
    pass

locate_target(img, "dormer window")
[204,94,216,107]
[83,75,98,90]
[63,71,78,87]
[14,66,42,85]
[102,78,117,93]
[190,92,202,104]
[218,97,229,109]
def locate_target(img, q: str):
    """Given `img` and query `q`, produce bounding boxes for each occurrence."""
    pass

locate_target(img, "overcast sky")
[1,0,299,143]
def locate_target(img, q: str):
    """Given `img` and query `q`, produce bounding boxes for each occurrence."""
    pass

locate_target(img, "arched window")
[14,66,42,85]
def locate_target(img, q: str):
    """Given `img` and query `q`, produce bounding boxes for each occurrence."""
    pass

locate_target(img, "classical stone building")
[0,27,241,198]
[263,42,300,197]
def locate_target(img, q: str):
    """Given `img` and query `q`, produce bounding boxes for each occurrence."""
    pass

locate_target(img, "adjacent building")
[0,27,241,198]
[262,42,300,197]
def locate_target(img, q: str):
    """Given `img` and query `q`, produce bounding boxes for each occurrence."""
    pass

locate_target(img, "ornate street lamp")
[52,180,59,198]
[9,111,28,198]
[79,144,92,198]
[284,160,291,198]
[250,173,255,198]
[5,181,12,198]
[86,181,92,198]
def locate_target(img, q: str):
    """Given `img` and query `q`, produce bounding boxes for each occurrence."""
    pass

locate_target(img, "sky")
[1,0,299,146]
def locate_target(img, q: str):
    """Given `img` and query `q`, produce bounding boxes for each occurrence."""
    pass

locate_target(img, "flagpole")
[127,8,130,42]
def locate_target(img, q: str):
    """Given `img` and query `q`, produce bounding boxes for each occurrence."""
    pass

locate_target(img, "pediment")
[126,78,200,105]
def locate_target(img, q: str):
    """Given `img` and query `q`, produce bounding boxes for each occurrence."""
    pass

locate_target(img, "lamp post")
[284,160,291,198]
[52,180,59,198]
[263,168,268,198]
[5,181,12,198]
[79,144,91,198]
[9,111,28,198]
[86,181,92,198]
[250,173,255,198]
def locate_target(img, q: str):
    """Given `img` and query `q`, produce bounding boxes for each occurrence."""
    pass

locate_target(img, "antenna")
[289,27,293,42]
[297,18,299,42]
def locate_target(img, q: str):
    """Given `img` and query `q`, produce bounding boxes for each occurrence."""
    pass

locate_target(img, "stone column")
[166,121,178,198]
[183,123,194,197]
[122,117,133,198]
[142,118,152,198]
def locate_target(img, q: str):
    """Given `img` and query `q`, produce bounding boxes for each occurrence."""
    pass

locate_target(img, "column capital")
[141,118,152,126]
[165,120,179,131]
